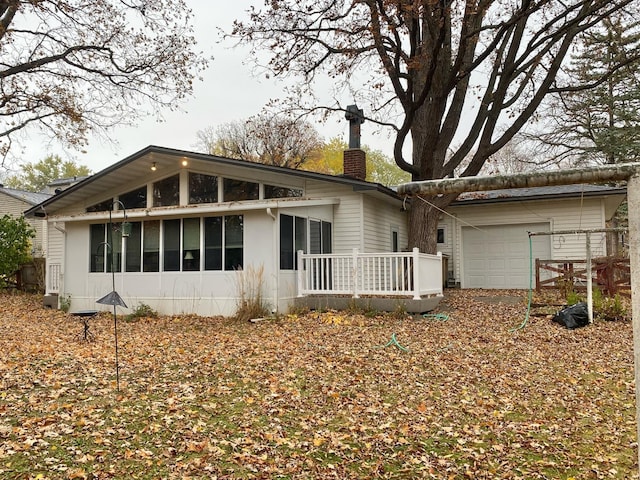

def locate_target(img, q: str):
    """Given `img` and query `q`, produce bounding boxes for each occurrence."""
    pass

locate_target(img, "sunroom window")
[153,175,179,207]
[189,172,218,204]
[223,178,259,202]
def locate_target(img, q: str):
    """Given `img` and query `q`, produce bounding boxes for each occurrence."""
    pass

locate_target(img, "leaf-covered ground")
[0,290,636,479]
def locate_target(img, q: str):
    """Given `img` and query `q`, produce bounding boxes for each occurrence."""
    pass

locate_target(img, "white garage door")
[462,223,551,289]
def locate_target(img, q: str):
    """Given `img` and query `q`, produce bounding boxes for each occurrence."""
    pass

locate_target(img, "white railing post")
[352,248,360,298]
[437,251,443,296]
[412,247,421,300]
[296,250,304,297]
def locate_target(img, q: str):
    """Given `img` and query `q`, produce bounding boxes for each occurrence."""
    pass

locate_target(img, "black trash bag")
[552,302,589,329]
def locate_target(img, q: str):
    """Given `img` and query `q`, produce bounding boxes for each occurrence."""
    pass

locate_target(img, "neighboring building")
[0,184,51,256]
[25,146,408,315]
[436,184,626,289]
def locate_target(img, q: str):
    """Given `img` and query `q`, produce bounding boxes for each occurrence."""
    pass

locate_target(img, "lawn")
[0,290,636,479]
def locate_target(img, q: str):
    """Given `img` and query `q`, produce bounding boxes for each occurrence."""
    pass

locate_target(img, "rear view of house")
[25,146,410,316]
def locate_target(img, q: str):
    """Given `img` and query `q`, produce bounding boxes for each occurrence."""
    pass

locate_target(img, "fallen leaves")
[0,290,636,478]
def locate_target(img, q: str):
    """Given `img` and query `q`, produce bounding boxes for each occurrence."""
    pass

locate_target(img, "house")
[435,184,627,289]
[24,145,626,316]
[25,145,422,316]
[0,184,51,256]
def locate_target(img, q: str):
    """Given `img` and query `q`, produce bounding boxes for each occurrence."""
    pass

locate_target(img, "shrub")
[125,303,158,321]
[234,264,270,322]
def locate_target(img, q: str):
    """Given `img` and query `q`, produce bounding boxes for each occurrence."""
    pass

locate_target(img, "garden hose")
[510,234,533,332]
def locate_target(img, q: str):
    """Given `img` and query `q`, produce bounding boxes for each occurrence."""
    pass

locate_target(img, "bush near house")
[0,215,35,288]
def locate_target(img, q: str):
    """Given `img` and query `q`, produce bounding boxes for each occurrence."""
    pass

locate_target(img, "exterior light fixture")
[151,162,157,171]
[181,159,188,167]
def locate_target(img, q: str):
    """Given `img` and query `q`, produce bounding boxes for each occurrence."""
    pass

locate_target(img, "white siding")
[362,196,409,252]
[306,181,365,253]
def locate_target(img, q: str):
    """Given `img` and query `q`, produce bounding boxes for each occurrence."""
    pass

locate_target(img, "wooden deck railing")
[297,248,443,299]
[535,257,630,296]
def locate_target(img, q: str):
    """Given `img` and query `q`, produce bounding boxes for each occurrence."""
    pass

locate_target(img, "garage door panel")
[462,223,550,289]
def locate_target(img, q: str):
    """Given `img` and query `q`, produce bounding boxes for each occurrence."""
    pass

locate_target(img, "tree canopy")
[526,13,640,166]
[5,155,91,192]
[195,114,323,169]
[0,1,207,162]
[230,0,640,252]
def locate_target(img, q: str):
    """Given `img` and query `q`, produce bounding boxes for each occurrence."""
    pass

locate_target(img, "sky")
[20,0,391,174]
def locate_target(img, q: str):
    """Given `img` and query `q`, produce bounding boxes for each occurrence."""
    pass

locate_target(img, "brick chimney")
[343,148,366,180]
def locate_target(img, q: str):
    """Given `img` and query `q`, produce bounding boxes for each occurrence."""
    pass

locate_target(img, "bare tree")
[229,0,639,253]
[0,1,207,162]
[195,114,323,169]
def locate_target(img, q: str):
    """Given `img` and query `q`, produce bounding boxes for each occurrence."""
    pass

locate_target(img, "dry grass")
[0,289,636,479]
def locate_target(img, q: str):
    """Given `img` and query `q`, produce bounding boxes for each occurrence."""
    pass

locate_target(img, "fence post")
[535,258,540,291]
[352,248,359,298]
[412,247,421,300]
[296,250,304,297]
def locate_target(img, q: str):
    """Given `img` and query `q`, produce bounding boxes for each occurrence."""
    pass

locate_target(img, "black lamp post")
[96,200,129,391]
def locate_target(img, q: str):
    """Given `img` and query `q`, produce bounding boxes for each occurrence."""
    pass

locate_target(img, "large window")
[225,216,244,270]
[120,187,147,210]
[125,222,142,272]
[153,175,180,207]
[204,215,243,271]
[163,219,181,271]
[183,218,200,271]
[189,172,218,204]
[310,219,332,254]
[91,216,243,273]
[265,185,303,199]
[223,178,259,202]
[89,223,122,272]
[143,221,160,272]
[280,214,307,270]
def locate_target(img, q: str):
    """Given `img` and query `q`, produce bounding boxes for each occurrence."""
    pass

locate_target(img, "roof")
[451,183,626,205]
[47,176,90,187]
[0,186,52,206]
[25,145,401,216]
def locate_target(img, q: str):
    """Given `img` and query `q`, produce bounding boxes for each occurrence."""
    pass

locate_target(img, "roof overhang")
[25,145,402,217]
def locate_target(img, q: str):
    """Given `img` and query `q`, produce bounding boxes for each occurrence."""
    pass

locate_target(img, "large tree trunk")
[407,194,457,254]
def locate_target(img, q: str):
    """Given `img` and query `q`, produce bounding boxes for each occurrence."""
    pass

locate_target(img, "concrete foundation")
[294,295,442,314]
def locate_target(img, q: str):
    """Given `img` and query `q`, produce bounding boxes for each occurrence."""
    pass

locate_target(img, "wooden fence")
[535,256,631,296]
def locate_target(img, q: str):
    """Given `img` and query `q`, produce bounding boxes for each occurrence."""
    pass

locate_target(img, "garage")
[462,223,551,289]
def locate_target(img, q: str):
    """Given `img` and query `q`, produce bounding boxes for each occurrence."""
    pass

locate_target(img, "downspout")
[53,221,66,297]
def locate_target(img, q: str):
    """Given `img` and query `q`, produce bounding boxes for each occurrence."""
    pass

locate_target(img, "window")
[223,178,259,202]
[437,227,446,244]
[182,218,200,271]
[89,223,122,272]
[87,199,113,213]
[90,224,106,272]
[153,175,180,207]
[143,221,160,272]
[125,222,142,272]
[280,214,307,270]
[204,217,223,270]
[310,219,332,254]
[163,219,181,271]
[119,187,147,210]
[91,216,243,273]
[205,215,243,271]
[189,172,218,204]
[225,215,244,270]
[392,229,399,252]
[265,185,303,199]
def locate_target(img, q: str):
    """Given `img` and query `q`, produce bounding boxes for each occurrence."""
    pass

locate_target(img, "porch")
[295,248,444,313]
